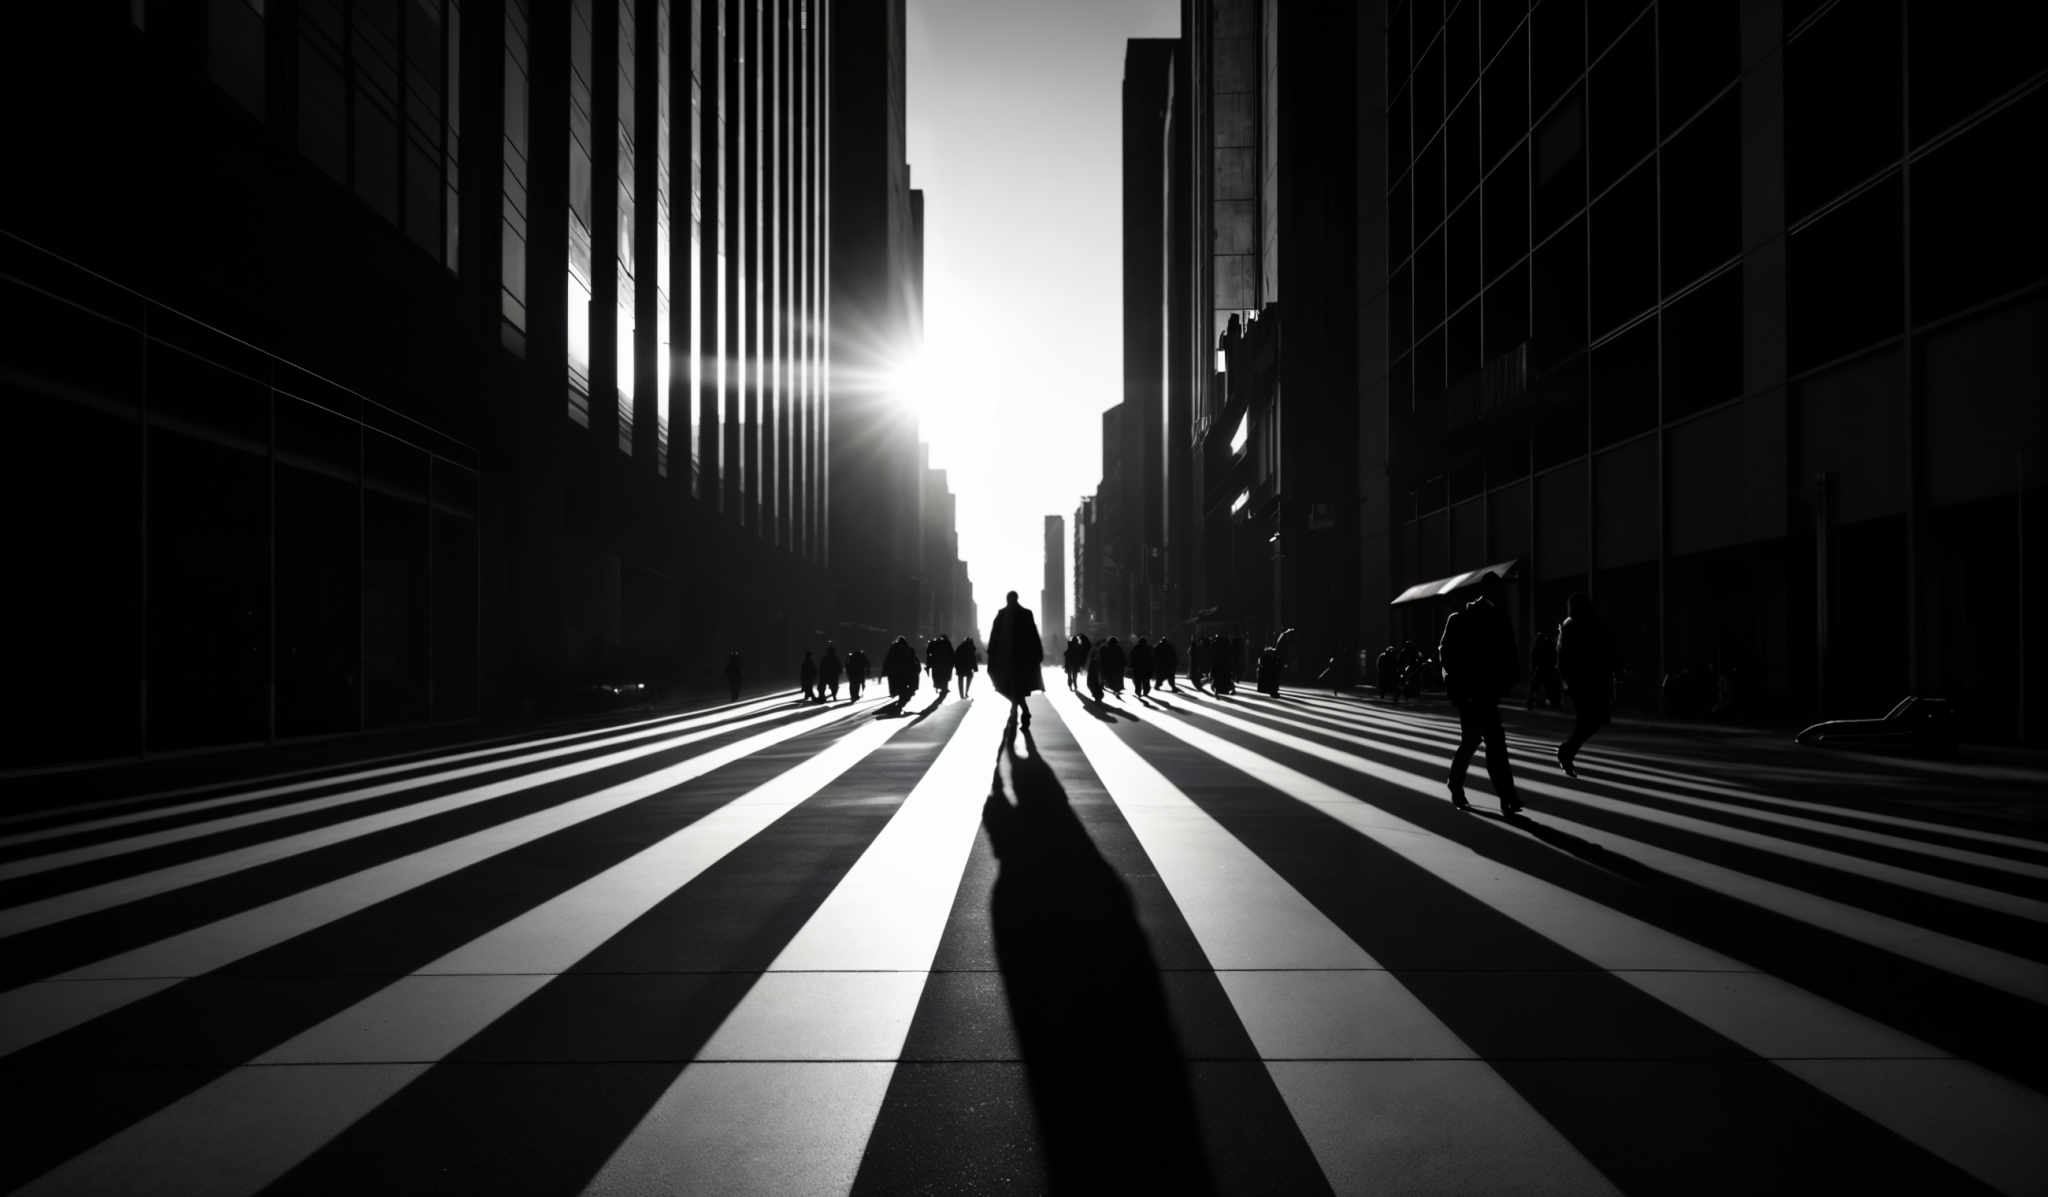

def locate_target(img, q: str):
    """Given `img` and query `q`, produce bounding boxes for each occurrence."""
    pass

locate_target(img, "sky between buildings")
[906,0,1179,635]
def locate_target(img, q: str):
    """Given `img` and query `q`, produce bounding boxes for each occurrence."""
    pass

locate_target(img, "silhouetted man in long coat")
[1100,636,1127,696]
[820,644,843,700]
[926,634,955,698]
[954,638,980,698]
[799,651,819,704]
[1439,575,1523,814]
[1130,636,1154,697]
[846,647,871,700]
[1153,636,1179,692]
[987,591,1045,728]
[884,637,920,705]
[1063,634,1089,691]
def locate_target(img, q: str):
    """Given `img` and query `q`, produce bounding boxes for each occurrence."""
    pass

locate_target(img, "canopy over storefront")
[1389,558,1523,606]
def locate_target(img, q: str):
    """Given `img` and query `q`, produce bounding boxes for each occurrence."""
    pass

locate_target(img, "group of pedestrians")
[1436,578,1616,814]
[717,592,1045,724]
[794,635,981,706]
[1061,634,1189,702]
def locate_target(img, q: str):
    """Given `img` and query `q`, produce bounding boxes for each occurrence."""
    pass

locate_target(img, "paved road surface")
[1,672,2042,1194]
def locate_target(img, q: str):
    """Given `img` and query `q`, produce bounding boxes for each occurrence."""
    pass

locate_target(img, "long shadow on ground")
[978,717,1214,1194]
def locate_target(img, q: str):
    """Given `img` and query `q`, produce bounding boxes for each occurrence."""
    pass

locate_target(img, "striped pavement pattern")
[0,673,2042,1195]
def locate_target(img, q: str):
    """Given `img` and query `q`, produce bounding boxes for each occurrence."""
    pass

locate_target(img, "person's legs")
[1447,700,1480,807]
[1558,698,1607,775]
[1477,701,1520,812]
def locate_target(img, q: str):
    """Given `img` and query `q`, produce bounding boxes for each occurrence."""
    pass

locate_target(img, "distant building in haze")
[1042,514,1067,657]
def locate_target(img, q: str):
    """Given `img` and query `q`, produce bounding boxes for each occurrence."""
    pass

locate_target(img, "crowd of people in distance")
[718,592,1047,726]
[716,579,1638,822]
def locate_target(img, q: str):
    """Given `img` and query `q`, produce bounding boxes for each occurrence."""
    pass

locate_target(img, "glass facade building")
[1,0,840,770]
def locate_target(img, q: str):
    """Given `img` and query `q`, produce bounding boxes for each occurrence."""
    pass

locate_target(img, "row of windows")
[1386,72,2042,415]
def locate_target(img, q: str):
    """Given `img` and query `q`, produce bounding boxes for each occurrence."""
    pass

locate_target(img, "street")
[1,673,2043,1195]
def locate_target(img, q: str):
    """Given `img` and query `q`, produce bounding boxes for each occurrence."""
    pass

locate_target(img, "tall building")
[1159,2,1362,680]
[1362,1,2044,734]
[1042,514,1067,657]
[0,1,965,770]
[827,0,925,648]
[1122,39,1176,640]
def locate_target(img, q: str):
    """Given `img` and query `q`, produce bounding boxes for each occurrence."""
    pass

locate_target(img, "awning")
[1389,558,1522,606]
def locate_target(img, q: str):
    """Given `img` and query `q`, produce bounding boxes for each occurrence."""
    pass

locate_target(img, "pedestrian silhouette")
[724,650,743,701]
[1100,636,1127,697]
[1556,592,1617,777]
[1130,636,1154,697]
[986,591,1045,729]
[953,637,980,697]
[820,643,843,701]
[1063,633,1090,691]
[799,650,819,704]
[1439,574,1523,814]
[1153,635,1179,693]
[1256,644,1281,696]
[1085,639,1105,704]
[846,647,870,700]
[883,636,920,709]
[925,633,955,699]
[1377,644,1397,702]
[1188,635,1208,691]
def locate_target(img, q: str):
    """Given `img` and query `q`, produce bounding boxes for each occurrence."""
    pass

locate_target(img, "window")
[1785,0,1902,220]
[1660,92,1739,293]
[1588,17,1653,195]
[1230,410,1249,455]
[1231,489,1250,515]
[1532,88,1584,239]
[1663,267,1743,421]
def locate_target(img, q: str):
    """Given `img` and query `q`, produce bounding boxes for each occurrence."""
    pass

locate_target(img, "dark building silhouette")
[1121,39,1175,641]
[1140,2,1361,677]
[1361,1,2044,735]
[1042,513,1066,657]
[0,1,966,770]
[1114,1,2041,738]
[827,0,926,647]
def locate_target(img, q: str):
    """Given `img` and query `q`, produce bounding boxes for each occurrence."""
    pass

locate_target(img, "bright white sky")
[905,0,1179,634]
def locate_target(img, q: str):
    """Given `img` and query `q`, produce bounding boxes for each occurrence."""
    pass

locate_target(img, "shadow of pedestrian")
[980,723,1214,1194]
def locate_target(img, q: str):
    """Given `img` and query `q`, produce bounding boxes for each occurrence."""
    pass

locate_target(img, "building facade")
[1041,513,1067,657]
[1365,0,2044,733]
[826,0,926,649]
[0,0,964,771]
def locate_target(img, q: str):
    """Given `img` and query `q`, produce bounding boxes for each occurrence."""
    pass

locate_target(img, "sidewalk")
[0,683,799,816]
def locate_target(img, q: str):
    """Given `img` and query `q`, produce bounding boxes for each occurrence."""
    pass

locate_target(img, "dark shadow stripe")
[1183,696,2048,911]
[261,702,976,1196]
[0,708,833,992]
[0,700,802,863]
[1106,711,1995,1195]
[1157,701,2048,1093]
[855,696,1328,1197]
[0,703,904,1193]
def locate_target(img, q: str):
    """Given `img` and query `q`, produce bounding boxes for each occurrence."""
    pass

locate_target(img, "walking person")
[883,636,920,707]
[1085,638,1105,704]
[1153,636,1179,693]
[1257,643,1282,696]
[955,637,980,697]
[846,647,870,700]
[1100,636,1127,697]
[1439,575,1523,814]
[926,634,955,699]
[986,591,1045,728]
[800,650,819,704]
[1377,645,1397,702]
[724,650,743,702]
[1130,636,1154,698]
[820,643,843,701]
[1555,593,1616,777]
[1188,635,1207,691]
[1063,634,1089,691]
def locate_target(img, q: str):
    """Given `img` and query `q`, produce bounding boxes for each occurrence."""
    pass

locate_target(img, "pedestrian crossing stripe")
[1,674,2041,1195]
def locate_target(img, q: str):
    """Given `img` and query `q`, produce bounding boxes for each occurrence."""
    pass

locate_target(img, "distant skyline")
[906,0,1178,633]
